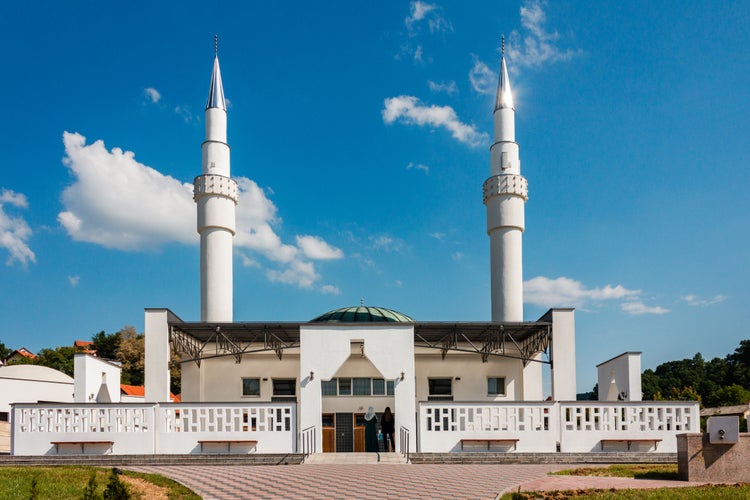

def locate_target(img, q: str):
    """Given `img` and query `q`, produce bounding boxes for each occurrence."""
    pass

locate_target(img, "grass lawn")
[500,464,750,499]
[0,466,199,499]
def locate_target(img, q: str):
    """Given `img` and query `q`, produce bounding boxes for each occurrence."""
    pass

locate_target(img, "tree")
[34,346,77,376]
[704,384,750,408]
[115,326,144,386]
[654,386,702,404]
[92,330,121,361]
[0,341,10,360]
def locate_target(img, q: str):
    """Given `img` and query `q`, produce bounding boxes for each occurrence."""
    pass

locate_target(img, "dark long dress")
[364,415,379,452]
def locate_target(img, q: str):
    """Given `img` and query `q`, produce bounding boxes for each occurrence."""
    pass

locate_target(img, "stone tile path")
[130,457,714,499]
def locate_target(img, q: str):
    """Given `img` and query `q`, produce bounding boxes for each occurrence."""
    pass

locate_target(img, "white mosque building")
[10,43,699,457]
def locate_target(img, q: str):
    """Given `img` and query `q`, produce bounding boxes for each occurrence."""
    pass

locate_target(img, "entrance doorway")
[322,413,377,452]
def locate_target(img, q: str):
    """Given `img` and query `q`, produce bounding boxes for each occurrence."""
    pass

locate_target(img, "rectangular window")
[488,377,506,396]
[272,379,296,396]
[372,378,385,395]
[0,411,8,422]
[321,379,338,396]
[428,378,453,401]
[338,378,352,396]
[386,380,395,396]
[353,378,371,395]
[242,378,260,397]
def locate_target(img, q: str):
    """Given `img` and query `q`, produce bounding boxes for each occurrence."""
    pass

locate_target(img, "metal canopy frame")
[413,322,552,366]
[169,321,552,367]
[170,322,301,367]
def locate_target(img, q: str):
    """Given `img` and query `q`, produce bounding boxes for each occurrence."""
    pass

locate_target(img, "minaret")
[484,38,528,322]
[194,37,238,322]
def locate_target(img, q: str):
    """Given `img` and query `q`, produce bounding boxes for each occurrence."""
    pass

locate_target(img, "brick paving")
[129,463,568,499]
[517,474,711,493]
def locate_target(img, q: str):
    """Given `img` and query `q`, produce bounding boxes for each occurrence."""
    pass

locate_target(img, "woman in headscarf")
[364,406,379,452]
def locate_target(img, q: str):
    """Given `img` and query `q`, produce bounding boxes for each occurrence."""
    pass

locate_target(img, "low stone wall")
[677,432,750,482]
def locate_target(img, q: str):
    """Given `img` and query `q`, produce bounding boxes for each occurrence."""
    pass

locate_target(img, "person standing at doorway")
[364,406,379,453]
[381,406,395,452]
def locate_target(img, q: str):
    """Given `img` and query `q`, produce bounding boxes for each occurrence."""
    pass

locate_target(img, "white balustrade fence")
[420,402,558,452]
[559,401,700,452]
[11,402,296,456]
[419,401,700,453]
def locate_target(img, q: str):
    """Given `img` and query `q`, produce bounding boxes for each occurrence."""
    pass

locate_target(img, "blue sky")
[1,1,748,393]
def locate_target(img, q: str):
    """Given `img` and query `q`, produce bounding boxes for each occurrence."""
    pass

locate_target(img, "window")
[338,378,351,396]
[428,378,453,401]
[321,379,337,396]
[372,378,385,395]
[0,411,8,422]
[272,379,296,398]
[386,380,395,396]
[353,378,371,395]
[242,378,260,397]
[488,377,506,396]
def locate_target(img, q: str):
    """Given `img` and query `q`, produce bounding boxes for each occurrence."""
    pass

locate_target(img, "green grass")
[502,484,750,499]
[0,466,199,500]
[501,464,750,499]
[554,464,679,480]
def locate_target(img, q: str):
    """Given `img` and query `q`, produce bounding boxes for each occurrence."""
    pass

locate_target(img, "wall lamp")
[309,371,314,381]
[400,371,405,381]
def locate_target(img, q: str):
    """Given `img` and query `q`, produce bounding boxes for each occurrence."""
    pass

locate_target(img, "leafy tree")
[653,386,702,404]
[0,341,10,360]
[170,347,182,395]
[92,330,121,361]
[103,469,130,500]
[641,369,661,400]
[115,326,144,386]
[704,384,750,408]
[8,346,77,376]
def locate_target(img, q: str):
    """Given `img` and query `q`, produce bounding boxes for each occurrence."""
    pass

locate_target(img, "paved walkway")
[129,459,714,499]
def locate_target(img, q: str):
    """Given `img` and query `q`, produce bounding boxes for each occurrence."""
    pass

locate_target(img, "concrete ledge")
[409,452,677,464]
[0,453,305,467]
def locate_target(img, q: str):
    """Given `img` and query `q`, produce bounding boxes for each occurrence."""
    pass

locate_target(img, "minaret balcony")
[483,174,528,203]
[193,174,239,203]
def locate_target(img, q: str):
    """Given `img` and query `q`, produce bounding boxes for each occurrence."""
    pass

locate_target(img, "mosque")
[10,42,698,457]
[142,41,576,453]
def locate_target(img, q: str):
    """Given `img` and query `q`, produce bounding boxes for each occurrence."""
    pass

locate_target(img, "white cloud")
[524,276,639,309]
[621,301,670,315]
[451,252,464,261]
[267,259,318,289]
[320,284,341,295]
[296,235,343,260]
[68,275,80,287]
[174,105,195,123]
[430,232,445,240]
[382,95,489,147]
[506,0,581,69]
[144,87,161,103]
[57,132,341,292]
[407,162,430,174]
[413,45,424,62]
[682,294,727,307]
[0,188,36,266]
[428,80,458,95]
[370,234,405,253]
[405,1,437,28]
[469,54,495,95]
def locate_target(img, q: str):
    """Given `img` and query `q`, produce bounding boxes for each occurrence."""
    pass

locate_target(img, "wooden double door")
[322,413,366,452]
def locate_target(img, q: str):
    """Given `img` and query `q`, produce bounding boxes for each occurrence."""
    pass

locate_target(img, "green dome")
[310,306,415,323]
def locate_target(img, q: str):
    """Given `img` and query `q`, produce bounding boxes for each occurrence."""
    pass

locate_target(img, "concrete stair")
[304,452,407,464]
[408,452,677,464]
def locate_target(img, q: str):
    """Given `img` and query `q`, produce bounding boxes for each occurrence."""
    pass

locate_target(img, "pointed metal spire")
[206,35,226,110]
[494,36,514,111]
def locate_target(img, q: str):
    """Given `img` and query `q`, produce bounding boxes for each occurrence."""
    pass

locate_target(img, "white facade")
[597,352,642,402]
[73,353,122,403]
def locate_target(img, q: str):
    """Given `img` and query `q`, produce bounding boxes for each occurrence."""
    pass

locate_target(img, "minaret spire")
[484,38,528,322]
[194,38,238,322]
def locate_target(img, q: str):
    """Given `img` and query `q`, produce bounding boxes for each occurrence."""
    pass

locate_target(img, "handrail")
[399,426,410,463]
[299,425,316,456]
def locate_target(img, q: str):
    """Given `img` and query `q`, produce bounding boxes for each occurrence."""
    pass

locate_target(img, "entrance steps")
[304,452,408,464]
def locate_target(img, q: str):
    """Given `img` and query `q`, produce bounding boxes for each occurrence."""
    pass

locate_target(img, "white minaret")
[194,37,238,322]
[484,39,528,322]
